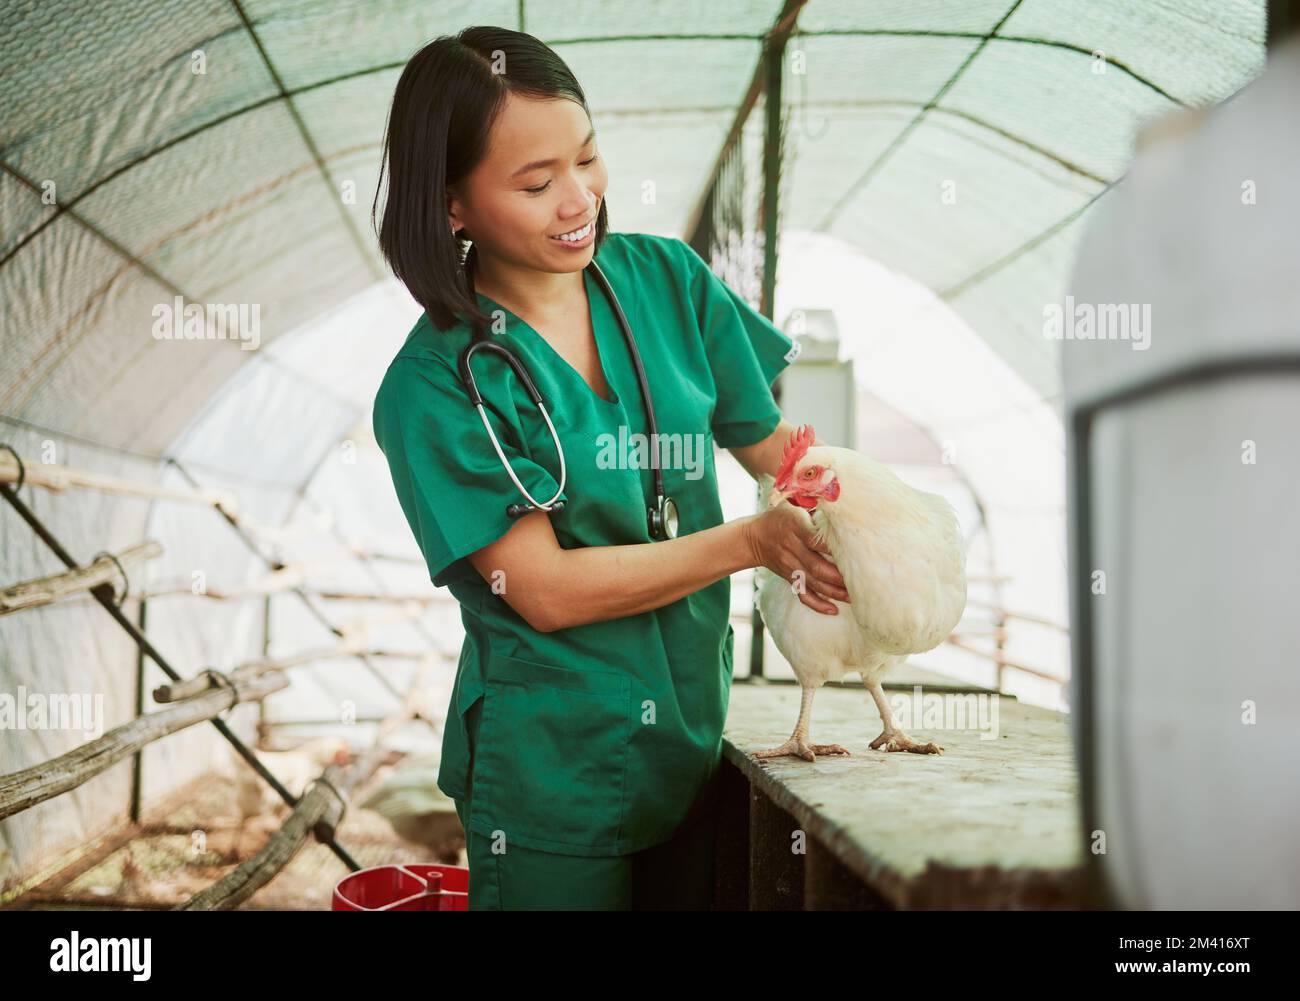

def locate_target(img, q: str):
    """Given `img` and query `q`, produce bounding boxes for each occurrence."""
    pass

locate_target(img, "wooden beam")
[683,0,809,242]
[177,760,350,911]
[151,644,442,704]
[0,540,162,615]
[0,671,288,822]
[153,663,279,704]
[172,668,426,909]
[944,636,1067,684]
[0,452,237,511]
[964,599,1069,633]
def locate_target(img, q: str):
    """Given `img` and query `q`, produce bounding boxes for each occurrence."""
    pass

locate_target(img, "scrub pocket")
[471,651,632,854]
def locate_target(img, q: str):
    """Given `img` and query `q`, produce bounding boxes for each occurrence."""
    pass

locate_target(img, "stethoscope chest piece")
[650,494,679,540]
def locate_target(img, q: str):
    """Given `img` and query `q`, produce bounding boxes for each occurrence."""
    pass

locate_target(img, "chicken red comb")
[774,424,816,491]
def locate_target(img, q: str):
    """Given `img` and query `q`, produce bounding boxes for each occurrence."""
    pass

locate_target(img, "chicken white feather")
[753,425,967,760]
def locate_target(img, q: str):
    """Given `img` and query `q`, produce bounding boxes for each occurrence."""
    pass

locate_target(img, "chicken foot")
[753,686,851,762]
[864,679,944,755]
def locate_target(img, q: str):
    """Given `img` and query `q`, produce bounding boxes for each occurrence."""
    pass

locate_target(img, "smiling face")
[447,93,608,275]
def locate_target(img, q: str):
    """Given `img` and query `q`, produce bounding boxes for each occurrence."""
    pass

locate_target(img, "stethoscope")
[455,249,679,540]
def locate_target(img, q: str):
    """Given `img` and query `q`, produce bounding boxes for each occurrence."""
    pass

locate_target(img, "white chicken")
[754,424,967,761]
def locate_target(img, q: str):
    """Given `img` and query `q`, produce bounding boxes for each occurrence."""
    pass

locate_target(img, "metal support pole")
[130,598,146,824]
[748,30,789,682]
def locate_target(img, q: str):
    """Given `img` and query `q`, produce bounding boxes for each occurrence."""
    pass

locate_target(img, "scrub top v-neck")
[477,268,622,407]
[372,231,800,857]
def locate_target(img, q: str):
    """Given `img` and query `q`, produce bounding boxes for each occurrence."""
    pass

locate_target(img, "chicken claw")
[869,729,944,755]
[753,739,852,763]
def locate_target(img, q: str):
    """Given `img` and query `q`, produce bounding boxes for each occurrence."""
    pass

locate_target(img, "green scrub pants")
[453,695,719,910]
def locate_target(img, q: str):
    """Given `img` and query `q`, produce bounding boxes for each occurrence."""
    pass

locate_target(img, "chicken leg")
[864,679,944,755]
[753,686,851,762]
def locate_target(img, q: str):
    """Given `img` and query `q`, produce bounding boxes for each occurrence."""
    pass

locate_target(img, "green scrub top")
[372,231,799,857]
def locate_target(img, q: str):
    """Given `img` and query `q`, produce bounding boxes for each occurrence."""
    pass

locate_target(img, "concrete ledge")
[720,680,1086,909]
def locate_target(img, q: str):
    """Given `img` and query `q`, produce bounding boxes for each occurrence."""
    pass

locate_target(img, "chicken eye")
[803,467,816,478]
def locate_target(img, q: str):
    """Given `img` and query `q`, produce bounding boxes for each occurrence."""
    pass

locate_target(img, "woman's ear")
[446,188,460,236]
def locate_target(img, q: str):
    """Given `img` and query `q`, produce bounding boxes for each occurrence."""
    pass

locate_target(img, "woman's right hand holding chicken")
[744,503,850,616]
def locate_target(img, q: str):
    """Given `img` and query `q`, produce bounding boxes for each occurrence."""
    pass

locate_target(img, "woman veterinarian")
[370,26,848,910]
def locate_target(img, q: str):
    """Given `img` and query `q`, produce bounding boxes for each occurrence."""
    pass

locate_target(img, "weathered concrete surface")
[722,682,1086,909]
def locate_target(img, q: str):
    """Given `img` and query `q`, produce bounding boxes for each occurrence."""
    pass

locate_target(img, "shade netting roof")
[1,1,1266,468]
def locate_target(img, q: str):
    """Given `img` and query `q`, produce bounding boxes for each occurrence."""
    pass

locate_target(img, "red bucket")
[332,863,469,911]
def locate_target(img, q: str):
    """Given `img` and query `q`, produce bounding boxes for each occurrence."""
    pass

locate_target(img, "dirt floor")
[3,762,467,911]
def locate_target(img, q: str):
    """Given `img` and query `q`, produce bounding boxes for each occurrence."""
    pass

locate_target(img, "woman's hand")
[743,504,850,615]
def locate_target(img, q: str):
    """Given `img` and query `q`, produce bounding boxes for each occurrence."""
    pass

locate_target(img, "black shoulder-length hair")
[371,25,610,333]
